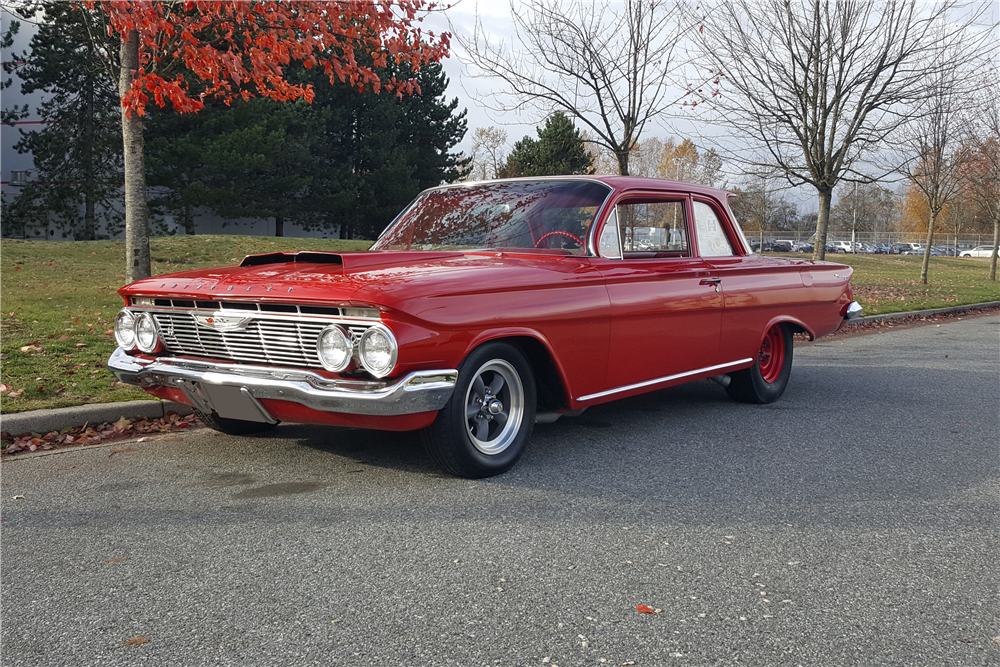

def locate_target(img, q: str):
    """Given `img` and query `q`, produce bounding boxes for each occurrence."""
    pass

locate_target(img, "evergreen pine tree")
[501,112,593,177]
[2,3,123,239]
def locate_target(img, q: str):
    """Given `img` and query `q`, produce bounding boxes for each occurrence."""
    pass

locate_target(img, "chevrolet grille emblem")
[194,314,252,332]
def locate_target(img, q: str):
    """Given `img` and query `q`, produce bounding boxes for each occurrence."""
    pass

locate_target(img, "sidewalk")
[2,301,998,439]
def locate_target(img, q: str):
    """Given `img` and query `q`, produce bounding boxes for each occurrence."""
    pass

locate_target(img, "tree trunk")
[615,149,630,176]
[119,30,151,283]
[83,79,96,241]
[183,203,195,235]
[920,209,937,285]
[812,188,832,261]
[990,215,999,282]
[84,196,96,242]
[275,215,284,237]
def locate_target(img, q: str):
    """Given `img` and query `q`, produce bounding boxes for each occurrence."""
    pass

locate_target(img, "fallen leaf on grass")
[636,605,657,615]
[121,636,148,647]
[106,557,128,563]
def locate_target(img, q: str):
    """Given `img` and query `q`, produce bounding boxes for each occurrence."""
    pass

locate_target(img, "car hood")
[119,250,602,314]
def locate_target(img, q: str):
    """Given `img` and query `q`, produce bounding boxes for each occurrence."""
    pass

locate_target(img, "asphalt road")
[2,316,998,667]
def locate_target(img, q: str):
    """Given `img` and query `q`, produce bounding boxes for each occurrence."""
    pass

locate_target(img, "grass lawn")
[805,253,999,315]
[1,235,369,414]
[2,238,997,414]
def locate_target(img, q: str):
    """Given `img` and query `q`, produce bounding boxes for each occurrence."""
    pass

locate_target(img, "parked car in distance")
[960,245,996,257]
[108,176,861,478]
[936,244,958,256]
[750,239,791,252]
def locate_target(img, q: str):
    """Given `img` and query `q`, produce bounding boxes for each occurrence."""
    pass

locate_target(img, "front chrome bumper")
[108,347,457,417]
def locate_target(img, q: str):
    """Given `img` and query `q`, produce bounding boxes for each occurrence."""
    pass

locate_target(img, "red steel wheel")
[725,322,793,404]
[757,324,786,384]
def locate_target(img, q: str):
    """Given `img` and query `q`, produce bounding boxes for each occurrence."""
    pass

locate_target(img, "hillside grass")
[2,238,997,414]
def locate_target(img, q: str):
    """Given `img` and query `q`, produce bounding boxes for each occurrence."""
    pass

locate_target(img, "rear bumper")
[108,347,457,418]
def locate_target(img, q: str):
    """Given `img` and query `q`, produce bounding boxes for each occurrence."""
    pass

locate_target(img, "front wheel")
[422,342,536,478]
[726,323,793,404]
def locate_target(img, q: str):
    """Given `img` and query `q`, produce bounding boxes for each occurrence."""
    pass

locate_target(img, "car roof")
[432,175,731,201]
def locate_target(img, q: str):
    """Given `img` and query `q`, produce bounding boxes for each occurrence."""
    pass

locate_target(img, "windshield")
[372,180,611,254]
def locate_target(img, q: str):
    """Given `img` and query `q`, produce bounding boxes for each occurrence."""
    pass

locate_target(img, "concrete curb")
[845,300,1000,326]
[0,400,194,437]
[1,302,997,439]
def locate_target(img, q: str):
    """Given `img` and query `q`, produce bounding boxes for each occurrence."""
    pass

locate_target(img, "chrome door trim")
[576,358,754,402]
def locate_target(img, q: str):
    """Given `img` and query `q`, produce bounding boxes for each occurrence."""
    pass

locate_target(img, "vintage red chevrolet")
[109,177,861,477]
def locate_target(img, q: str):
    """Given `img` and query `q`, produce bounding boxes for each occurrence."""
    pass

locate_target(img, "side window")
[617,200,689,257]
[693,201,734,257]
[598,209,622,258]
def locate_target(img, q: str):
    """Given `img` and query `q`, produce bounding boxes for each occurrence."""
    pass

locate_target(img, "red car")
[109,177,861,477]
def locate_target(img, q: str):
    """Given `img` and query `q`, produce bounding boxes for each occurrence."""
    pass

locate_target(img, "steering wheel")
[534,230,584,249]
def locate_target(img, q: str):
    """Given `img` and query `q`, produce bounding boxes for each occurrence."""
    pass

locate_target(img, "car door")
[593,194,724,395]
[695,198,822,362]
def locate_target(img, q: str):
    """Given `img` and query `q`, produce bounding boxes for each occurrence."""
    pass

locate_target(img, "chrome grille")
[150,311,373,368]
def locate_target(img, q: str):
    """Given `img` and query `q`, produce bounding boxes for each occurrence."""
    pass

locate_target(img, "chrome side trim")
[576,358,755,402]
[108,347,457,417]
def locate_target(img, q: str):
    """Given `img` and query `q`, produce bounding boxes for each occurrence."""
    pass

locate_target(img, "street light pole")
[852,182,857,253]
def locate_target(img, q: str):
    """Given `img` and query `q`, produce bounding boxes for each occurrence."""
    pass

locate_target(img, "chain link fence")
[747,230,994,251]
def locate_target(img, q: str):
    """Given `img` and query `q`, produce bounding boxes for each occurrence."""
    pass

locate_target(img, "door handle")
[700,277,721,292]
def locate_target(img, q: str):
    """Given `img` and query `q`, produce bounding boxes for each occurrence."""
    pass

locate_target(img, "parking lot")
[2,315,998,666]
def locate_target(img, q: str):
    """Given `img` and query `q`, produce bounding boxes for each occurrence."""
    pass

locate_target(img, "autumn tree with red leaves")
[90,1,450,282]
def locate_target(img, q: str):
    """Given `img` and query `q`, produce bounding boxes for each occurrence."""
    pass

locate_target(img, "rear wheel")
[194,409,278,436]
[726,323,793,404]
[422,342,536,478]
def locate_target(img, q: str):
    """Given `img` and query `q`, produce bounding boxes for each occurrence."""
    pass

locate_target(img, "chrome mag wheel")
[465,359,525,455]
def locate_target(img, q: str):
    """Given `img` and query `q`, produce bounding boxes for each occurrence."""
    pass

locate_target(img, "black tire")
[421,342,537,478]
[726,323,793,404]
[194,408,279,436]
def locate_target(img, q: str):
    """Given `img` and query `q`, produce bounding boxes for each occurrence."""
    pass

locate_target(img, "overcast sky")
[4,1,998,214]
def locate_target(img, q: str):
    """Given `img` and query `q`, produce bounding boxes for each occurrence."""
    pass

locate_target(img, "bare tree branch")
[693,0,993,260]
[455,0,692,175]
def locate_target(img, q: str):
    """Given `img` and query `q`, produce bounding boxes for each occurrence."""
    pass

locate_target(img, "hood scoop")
[241,251,344,267]
[240,250,461,270]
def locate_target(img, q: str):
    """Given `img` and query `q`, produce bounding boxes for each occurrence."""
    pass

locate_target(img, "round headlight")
[358,325,398,378]
[114,309,136,349]
[135,312,159,352]
[317,325,352,372]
